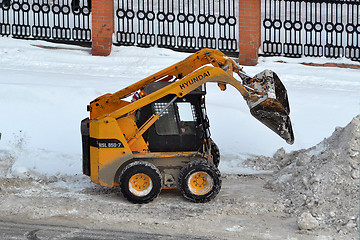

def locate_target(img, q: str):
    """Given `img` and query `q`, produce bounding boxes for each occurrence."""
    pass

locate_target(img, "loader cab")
[136,82,210,152]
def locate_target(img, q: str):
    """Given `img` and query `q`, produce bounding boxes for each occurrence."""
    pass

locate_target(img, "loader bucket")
[245,70,294,144]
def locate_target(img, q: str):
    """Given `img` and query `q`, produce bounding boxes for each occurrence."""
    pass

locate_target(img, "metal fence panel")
[0,0,91,44]
[262,0,360,61]
[114,0,239,56]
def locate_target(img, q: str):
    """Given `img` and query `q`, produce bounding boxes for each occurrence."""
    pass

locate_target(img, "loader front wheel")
[179,160,221,203]
[119,161,162,204]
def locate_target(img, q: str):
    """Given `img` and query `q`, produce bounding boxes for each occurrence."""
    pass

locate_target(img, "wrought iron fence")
[262,0,360,61]
[114,0,239,56]
[0,0,91,44]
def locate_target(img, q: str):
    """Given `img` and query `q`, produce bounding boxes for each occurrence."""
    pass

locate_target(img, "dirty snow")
[245,115,360,235]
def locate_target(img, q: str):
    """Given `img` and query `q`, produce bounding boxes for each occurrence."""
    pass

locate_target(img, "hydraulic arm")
[89,48,294,144]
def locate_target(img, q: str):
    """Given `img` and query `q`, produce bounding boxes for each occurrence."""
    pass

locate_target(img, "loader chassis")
[81,48,294,204]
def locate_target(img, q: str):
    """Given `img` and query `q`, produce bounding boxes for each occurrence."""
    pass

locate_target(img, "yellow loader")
[81,49,294,204]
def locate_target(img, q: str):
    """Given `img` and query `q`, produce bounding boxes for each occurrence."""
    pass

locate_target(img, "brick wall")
[238,0,261,66]
[92,0,114,56]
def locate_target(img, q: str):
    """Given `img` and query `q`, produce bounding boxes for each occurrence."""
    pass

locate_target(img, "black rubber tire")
[178,160,221,203]
[119,161,162,204]
[210,139,220,168]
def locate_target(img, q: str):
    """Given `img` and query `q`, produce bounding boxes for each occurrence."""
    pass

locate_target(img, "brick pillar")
[92,0,114,56]
[238,0,261,66]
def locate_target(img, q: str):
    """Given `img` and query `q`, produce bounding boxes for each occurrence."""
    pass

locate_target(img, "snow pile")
[0,130,81,179]
[0,131,25,178]
[245,115,360,233]
[0,150,14,178]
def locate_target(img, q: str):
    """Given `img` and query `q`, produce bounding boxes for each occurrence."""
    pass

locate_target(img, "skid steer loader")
[81,49,294,204]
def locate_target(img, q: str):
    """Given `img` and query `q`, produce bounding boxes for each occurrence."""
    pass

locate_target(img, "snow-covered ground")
[0,37,359,178]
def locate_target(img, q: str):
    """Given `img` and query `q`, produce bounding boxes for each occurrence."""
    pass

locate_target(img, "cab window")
[176,102,197,135]
[153,101,197,136]
[153,102,179,135]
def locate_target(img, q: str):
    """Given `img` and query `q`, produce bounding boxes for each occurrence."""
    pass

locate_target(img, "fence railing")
[114,0,239,56]
[2,0,358,62]
[0,0,91,44]
[262,0,360,61]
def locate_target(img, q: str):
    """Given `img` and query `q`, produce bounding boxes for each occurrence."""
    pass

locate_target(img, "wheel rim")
[187,171,213,195]
[129,173,153,197]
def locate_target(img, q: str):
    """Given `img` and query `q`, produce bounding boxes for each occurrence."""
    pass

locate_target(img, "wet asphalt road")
[0,220,217,240]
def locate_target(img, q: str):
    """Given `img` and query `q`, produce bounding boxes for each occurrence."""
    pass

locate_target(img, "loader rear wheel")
[119,161,162,204]
[179,160,221,203]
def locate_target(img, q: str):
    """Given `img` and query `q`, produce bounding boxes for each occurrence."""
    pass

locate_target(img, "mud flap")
[245,70,294,144]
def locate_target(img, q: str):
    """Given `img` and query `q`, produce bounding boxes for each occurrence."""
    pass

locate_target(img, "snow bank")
[245,115,360,233]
